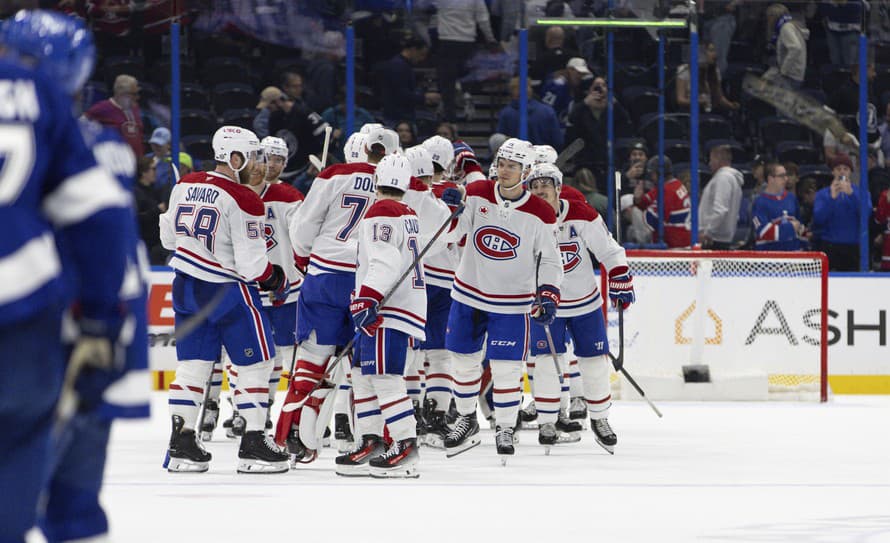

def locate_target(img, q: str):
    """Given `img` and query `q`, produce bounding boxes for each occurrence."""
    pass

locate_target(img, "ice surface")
[101,394,890,542]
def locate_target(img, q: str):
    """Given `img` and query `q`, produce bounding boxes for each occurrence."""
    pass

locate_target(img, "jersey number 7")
[337,194,370,241]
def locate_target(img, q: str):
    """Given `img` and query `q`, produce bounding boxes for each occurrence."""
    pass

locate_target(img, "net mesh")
[610,251,826,401]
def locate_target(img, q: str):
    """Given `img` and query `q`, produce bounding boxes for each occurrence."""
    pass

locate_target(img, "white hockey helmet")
[422,135,454,172]
[488,162,499,180]
[260,136,288,163]
[359,122,384,135]
[344,132,368,163]
[374,153,412,193]
[496,138,535,171]
[405,145,434,179]
[534,144,558,165]
[526,163,563,189]
[365,126,399,156]
[212,125,260,172]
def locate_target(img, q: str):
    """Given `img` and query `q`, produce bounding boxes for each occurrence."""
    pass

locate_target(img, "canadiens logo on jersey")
[473,226,520,260]
[264,223,277,250]
[560,241,582,272]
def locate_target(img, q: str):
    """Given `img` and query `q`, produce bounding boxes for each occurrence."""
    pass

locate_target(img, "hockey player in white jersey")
[160,126,290,473]
[336,154,442,478]
[444,138,564,461]
[275,127,399,457]
[534,144,558,166]
[526,163,634,453]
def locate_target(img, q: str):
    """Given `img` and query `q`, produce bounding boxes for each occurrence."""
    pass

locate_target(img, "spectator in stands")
[675,41,739,113]
[829,61,875,115]
[147,127,178,189]
[879,102,890,160]
[621,142,649,195]
[282,71,311,106]
[436,122,458,141]
[634,156,692,248]
[573,167,608,217]
[784,161,800,193]
[530,26,579,84]
[824,103,881,165]
[819,1,862,67]
[435,0,498,121]
[752,162,803,250]
[268,91,331,180]
[304,30,345,114]
[253,86,286,140]
[395,121,418,149]
[496,77,563,149]
[703,0,739,75]
[764,3,808,89]
[178,152,194,176]
[374,35,440,127]
[540,57,593,122]
[621,194,652,245]
[85,74,144,156]
[796,176,818,242]
[134,156,169,265]
[699,144,744,249]
[875,188,890,270]
[812,153,871,270]
[321,90,376,155]
[565,75,633,183]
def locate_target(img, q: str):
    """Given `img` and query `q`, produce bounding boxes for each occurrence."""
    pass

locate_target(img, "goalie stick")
[281,202,465,414]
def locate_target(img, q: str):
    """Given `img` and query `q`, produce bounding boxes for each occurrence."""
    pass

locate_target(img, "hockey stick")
[308,125,334,172]
[609,171,662,418]
[195,356,216,442]
[282,203,464,413]
[555,138,585,170]
[534,252,565,387]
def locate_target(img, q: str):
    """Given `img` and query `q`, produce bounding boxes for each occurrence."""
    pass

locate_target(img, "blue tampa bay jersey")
[0,58,132,327]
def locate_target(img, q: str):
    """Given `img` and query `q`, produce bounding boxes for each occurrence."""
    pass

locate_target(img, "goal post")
[605,250,828,402]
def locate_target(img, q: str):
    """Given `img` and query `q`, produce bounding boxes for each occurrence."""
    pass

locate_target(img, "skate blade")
[499,454,511,466]
[594,438,615,455]
[165,456,209,473]
[335,466,371,477]
[237,459,289,473]
[543,445,551,456]
[444,436,481,458]
[557,432,582,444]
[369,465,420,479]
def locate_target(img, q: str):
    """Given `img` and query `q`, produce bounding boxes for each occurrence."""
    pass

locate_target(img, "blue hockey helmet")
[1,10,96,96]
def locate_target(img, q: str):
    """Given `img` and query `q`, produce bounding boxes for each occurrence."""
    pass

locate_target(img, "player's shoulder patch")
[465,179,497,203]
[518,193,557,224]
[564,197,599,222]
[263,182,305,203]
[317,162,375,180]
[366,199,416,219]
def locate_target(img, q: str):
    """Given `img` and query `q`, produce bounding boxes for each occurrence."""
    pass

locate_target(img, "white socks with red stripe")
[424,349,452,410]
[233,358,273,431]
[374,374,416,441]
[450,351,484,415]
[404,348,426,405]
[268,345,292,405]
[578,355,612,419]
[352,371,384,437]
[168,359,212,430]
[530,354,561,425]
[490,359,522,428]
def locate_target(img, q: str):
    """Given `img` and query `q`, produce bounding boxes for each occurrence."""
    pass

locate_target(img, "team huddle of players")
[162,121,636,478]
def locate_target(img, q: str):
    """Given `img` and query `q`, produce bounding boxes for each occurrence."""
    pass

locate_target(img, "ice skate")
[335,434,386,477]
[164,415,211,473]
[413,400,427,443]
[237,431,289,473]
[285,428,318,465]
[199,399,219,441]
[223,411,245,439]
[592,418,617,454]
[334,413,354,453]
[495,425,515,466]
[519,400,538,429]
[569,396,587,420]
[444,414,481,458]
[538,422,558,455]
[556,410,582,443]
[423,409,450,449]
[369,438,420,479]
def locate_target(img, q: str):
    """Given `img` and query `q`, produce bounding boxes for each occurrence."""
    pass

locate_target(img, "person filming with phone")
[812,153,873,270]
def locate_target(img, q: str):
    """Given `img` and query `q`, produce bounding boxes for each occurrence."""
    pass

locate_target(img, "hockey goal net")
[606,250,828,402]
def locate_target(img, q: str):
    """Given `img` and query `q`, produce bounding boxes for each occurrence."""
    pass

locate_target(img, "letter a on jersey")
[473,226,520,260]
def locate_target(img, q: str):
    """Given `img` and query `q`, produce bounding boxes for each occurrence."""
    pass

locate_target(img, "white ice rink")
[101,394,890,543]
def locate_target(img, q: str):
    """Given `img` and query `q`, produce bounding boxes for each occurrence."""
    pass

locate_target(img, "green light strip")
[535,18,688,28]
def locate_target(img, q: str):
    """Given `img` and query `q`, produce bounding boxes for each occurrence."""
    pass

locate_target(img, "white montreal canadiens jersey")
[290,162,376,275]
[258,182,304,306]
[556,198,627,317]
[356,199,428,340]
[402,177,456,287]
[161,171,272,283]
[422,180,462,288]
[451,180,563,314]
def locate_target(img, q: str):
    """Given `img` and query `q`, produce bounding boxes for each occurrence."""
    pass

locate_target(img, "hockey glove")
[441,187,464,216]
[64,313,128,415]
[531,285,560,326]
[259,264,289,307]
[294,254,310,277]
[608,266,635,310]
[453,140,480,172]
[350,291,383,336]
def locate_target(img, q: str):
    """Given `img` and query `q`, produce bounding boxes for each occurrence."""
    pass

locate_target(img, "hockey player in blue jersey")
[0,10,137,543]
[752,162,804,251]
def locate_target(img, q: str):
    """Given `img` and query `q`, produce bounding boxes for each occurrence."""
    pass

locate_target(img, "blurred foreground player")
[0,10,136,542]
